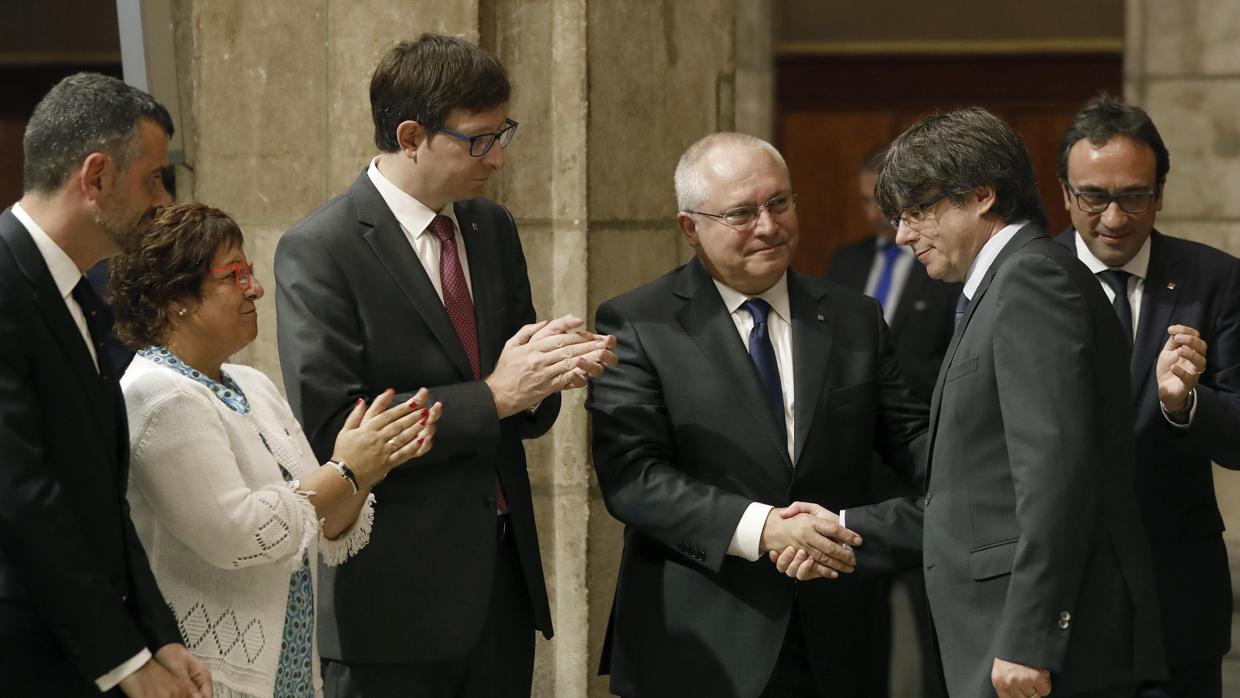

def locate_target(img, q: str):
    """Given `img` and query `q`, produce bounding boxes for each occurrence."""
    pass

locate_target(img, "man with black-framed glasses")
[1054,94,1240,698]
[275,33,616,697]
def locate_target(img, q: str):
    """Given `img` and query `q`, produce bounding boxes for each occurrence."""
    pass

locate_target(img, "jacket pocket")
[827,380,874,410]
[969,537,1019,580]
[945,355,978,382]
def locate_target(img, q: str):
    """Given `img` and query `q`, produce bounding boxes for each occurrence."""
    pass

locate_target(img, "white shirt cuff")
[1161,388,1197,428]
[727,502,773,561]
[96,648,152,692]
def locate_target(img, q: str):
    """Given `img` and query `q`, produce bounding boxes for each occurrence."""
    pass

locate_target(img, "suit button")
[1059,611,1071,621]
[924,492,932,507]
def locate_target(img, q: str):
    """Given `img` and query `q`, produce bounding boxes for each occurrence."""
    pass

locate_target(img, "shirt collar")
[11,202,82,300]
[962,220,1028,301]
[1072,228,1151,280]
[712,271,792,323]
[367,157,461,238]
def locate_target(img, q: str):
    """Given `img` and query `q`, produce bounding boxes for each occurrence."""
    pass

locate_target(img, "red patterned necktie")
[428,215,507,513]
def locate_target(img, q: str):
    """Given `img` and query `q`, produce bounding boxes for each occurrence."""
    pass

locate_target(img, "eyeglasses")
[211,262,255,291]
[437,118,519,157]
[1064,185,1158,214]
[685,192,797,229]
[889,191,948,229]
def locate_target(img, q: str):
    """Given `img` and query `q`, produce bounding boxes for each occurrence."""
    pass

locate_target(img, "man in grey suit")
[778,108,1165,697]
[276,34,616,696]
[589,132,928,697]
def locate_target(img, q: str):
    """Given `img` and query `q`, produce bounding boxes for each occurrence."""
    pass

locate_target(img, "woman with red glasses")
[107,202,441,697]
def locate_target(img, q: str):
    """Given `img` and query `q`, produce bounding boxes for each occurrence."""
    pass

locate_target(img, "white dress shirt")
[1073,231,1195,426]
[715,273,795,561]
[961,220,1028,303]
[862,236,916,323]
[367,158,473,300]
[11,203,150,691]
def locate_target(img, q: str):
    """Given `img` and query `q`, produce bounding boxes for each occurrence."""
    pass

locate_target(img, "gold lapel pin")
[1166,282,1176,290]
[471,223,480,231]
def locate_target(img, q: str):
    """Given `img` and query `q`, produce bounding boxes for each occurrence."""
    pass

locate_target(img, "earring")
[176,307,187,317]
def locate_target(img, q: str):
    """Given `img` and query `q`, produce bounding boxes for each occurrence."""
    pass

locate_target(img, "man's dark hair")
[370,33,511,152]
[1057,94,1170,184]
[22,72,174,194]
[875,107,1048,227]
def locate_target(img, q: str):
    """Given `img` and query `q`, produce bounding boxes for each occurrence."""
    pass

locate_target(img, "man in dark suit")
[785,108,1165,698]
[275,35,616,697]
[587,132,928,697]
[1054,95,1240,698]
[824,149,957,698]
[0,73,209,696]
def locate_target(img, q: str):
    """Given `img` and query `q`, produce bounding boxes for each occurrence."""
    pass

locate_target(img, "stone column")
[1125,0,1240,593]
[170,0,764,694]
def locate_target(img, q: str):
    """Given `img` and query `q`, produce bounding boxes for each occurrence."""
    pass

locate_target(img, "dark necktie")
[871,241,903,309]
[1097,269,1134,345]
[953,292,969,329]
[741,298,785,435]
[429,215,507,513]
[71,277,112,381]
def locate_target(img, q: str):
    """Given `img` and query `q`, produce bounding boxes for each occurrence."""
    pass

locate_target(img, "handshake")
[760,502,862,581]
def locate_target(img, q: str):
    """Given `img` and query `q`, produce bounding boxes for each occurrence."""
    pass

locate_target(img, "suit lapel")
[925,224,1042,486]
[351,175,475,381]
[0,211,118,465]
[674,260,793,471]
[789,272,832,466]
[1131,232,1182,398]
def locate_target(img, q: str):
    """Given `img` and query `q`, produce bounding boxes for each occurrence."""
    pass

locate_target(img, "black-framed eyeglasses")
[684,192,797,229]
[1064,185,1158,214]
[437,118,519,157]
[889,191,948,229]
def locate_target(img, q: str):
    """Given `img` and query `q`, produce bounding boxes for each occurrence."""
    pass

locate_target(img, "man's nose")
[894,220,915,246]
[1100,200,1127,229]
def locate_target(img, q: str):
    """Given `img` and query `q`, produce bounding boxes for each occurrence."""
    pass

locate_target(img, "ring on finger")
[387,438,397,452]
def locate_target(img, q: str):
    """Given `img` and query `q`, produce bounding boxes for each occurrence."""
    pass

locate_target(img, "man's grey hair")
[674,132,788,212]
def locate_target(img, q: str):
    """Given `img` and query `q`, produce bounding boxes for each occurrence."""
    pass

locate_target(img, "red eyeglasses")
[211,262,255,291]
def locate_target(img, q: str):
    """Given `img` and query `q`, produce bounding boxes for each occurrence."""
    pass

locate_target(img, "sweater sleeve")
[318,492,375,566]
[128,388,320,571]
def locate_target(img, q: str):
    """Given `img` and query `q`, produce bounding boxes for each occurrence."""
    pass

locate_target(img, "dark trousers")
[1139,660,1223,698]
[761,611,818,696]
[323,517,535,698]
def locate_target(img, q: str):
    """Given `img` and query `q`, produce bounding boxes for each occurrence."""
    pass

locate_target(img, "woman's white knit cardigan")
[122,355,374,698]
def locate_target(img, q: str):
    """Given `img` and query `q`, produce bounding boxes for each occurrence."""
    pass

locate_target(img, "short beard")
[94,189,147,254]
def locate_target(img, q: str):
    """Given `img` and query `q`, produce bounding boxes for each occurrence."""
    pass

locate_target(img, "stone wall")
[169,1,768,693]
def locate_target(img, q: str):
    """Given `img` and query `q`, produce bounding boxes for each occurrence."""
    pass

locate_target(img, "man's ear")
[676,212,701,248]
[1154,179,1166,212]
[1059,179,1074,212]
[973,185,997,217]
[395,120,425,158]
[77,152,111,203]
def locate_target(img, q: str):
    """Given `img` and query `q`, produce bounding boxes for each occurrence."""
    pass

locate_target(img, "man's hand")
[155,643,212,698]
[991,657,1051,698]
[758,501,861,579]
[765,502,863,580]
[1157,324,1207,413]
[118,656,197,698]
[485,314,619,418]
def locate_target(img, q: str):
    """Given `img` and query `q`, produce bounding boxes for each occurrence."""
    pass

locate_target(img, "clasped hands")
[761,501,862,581]
[486,314,618,418]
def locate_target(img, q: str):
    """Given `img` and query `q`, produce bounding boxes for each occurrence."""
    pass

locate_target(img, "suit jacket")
[848,224,1165,697]
[0,208,180,692]
[1056,228,1240,669]
[587,259,928,697]
[275,172,557,663]
[824,236,960,403]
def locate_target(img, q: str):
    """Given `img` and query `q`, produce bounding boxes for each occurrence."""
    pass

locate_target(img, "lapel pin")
[471,223,479,231]
[816,314,825,322]
[1166,282,1176,290]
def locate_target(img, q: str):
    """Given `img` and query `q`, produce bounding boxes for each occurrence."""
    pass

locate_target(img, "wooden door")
[777,53,1122,275]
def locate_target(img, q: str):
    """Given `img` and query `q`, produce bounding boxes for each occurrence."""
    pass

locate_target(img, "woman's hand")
[331,388,440,489]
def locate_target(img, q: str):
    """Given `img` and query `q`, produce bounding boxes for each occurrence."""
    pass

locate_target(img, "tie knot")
[1098,269,1130,295]
[428,215,455,243]
[742,297,773,325]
